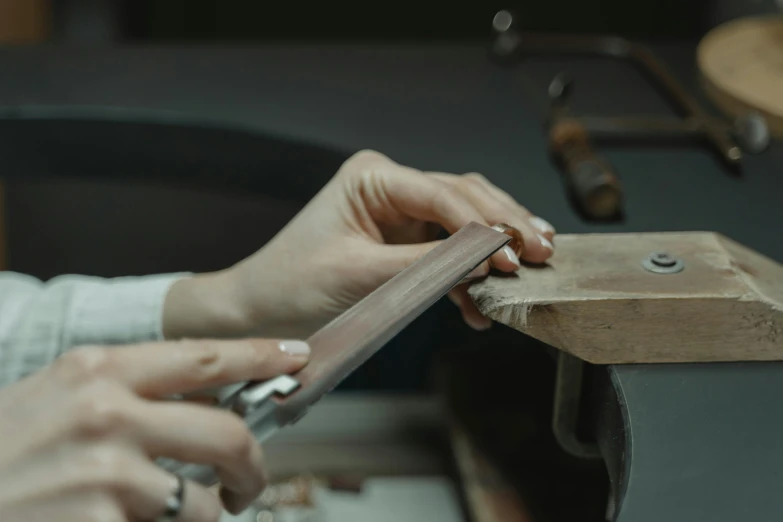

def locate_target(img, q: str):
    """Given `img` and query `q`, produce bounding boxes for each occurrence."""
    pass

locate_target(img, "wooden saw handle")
[549,120,623,220]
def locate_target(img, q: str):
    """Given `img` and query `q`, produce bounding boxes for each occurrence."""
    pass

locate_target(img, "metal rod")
[552,352,601,459]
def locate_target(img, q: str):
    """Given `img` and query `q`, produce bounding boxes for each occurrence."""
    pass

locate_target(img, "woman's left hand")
[164,150,555,338]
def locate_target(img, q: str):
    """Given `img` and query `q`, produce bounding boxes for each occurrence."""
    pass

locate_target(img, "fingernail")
[502,245,521,268]
[538,234,554,251]
[279,340,310,356]
[530,216,555,235]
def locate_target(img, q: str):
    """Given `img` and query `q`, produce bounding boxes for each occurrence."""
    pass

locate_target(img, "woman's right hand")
[0,337,310,522]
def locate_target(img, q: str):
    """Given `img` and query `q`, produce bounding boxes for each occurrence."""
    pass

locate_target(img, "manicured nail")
[530,216,555,235]
[279,340,311,356]
[538,234,554,251]
[502,245,521,268]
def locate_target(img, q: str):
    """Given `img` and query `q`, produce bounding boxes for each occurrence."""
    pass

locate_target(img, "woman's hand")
[164,150,556,338]
[0,338,310,521]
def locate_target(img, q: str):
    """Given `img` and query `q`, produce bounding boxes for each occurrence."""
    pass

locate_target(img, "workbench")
[0,41,781,521]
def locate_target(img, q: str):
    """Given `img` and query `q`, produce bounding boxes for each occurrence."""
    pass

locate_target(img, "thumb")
[374,241,491,283]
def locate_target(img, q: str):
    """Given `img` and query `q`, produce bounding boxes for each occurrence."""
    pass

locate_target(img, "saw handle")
[549,119,623,220]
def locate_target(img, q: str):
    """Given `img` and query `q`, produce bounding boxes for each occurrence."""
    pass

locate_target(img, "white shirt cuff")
[61,272,191,347]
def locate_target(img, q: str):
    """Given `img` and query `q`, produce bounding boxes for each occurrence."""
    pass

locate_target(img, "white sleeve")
[0,271,190,388]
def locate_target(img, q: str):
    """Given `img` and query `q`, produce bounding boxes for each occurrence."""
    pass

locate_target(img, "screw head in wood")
[642,252,684,274]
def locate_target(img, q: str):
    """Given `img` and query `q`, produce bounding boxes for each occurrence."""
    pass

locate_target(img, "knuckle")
[352,149,386,164]
[461,172,493,193]
[73,388,130,439]
[340,149,391,176]
[464,172,488,184]
[55,346,111,383]
[80,446,133,490]
[433,183,465,210]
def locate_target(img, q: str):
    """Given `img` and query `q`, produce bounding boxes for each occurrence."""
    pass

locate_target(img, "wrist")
[162,269,254,340]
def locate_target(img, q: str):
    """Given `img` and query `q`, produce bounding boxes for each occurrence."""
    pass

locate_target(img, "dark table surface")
[1,42,781,257]
[1,42,782,521]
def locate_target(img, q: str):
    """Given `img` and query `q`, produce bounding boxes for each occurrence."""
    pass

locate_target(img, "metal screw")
[642,252,684,274]
[651,252,675,266]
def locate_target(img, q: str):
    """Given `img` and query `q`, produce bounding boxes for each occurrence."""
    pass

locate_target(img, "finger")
[458,175,555,265]
[345,152,554,262]
[129,401,267,514]
[361,167,518,272]
[0,459,128,522]
[94,338,310,398]
[466,173,533,221]
[12,492,127,522]
[372,242,492,286]
[179,379,250,405]
[447,287,492,331]
[110,455,221,522]
[186,396,219,406]
[354,155,547,265]
[48,444,221,522]
[466,173,556,238]
[428,173,553,264]
[475,176,556,240]
[363,161,489,233]
[148,474,220,522]
[528,215,556,240]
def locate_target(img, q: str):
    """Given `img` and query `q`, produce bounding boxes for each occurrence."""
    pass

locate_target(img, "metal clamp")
[159,375,301,486]
[552,352,601,459]
[234,375,300,416]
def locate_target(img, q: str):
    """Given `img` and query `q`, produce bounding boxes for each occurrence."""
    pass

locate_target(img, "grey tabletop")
[1,42,782,521]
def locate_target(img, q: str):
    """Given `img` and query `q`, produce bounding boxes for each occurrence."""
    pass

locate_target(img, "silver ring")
[156,473,186,522]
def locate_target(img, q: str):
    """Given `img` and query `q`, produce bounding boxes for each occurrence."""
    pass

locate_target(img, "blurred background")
[1,0,781,404]
[2,0,780,386]
[8,0,782,43]
[1,2,782,520]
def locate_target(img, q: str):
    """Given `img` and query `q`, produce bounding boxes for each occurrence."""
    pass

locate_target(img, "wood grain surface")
[468,232,783,364]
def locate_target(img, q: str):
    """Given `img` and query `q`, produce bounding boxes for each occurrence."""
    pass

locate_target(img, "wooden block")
[468,232,783,364]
